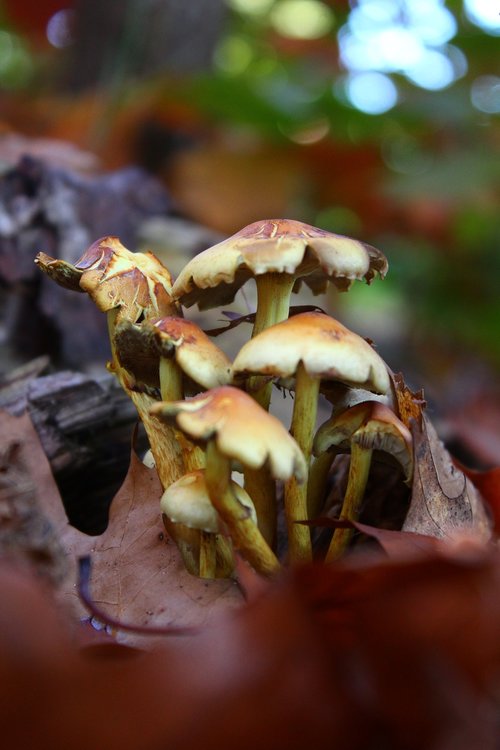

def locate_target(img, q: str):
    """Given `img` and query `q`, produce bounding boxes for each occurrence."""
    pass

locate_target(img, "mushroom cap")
[151,386,307,483]
[172,219,388,309]
[37,237,177,323]
[160,469,256,533]
[314,400,413,481]
[78,237,176,322]
[232,312,390,394]
[114,316,232,391]
[152,317,232,389]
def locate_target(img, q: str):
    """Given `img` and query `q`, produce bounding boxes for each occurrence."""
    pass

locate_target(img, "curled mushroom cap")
[151,385,307,483]
[114,316,232,391]
[152,317,231,389]
[160,469,256,533]
[172,218,388,309]
[314,400,413,482]
[36,236,176,323]
[232,311,390,395]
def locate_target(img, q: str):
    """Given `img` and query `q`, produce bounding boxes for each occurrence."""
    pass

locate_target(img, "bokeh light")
[345,71,398,114]
[270,0,334,40]
[464,0,500,35]
[470,76,500,114]
[339,0,464,110]
[46,9,74,49]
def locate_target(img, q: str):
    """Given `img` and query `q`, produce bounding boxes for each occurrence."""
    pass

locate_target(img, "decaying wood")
[0,361,143,532]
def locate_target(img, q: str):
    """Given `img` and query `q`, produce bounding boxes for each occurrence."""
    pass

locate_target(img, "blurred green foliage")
[0,0,498,365]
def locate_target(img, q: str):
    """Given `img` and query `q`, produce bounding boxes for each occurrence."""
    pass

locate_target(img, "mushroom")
[313,400,413,561]
[114,316,232,400]
[36,238,195,565]
[151,386,307,576]
[172,218,388,339]
[160,469,257,578]
[232,311,391,561]
[307,383,397,518]
[115,314,233,473]
[36,237,184,478]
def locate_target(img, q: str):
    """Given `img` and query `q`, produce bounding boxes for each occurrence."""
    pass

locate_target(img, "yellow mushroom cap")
[152,317,231,389]
[232,312,390,395]
[160,469,256,533]
[314,400,413,482]
[114,316,232,391]
[172,218,388,309]
[151,386,307,483]
[77,237,176,322]
[37,237,177,323]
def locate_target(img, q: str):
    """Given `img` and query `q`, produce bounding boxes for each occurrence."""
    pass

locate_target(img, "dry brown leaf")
[0,410,243,640]
[403,414,491,541]
[391,371,425,429]
[305,517,442,558]
[1,543,500,750]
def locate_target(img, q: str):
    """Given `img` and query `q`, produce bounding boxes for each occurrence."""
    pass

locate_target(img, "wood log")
[0,359,146,533]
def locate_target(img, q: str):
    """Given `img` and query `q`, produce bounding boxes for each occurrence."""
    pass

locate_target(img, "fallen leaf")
[391,371,426,429]
[305,517,442,557]
[0,409,69,582]
[0,410,243,642]
[1,542,500,750]
[454,461,500,536]
[403,414,492,541]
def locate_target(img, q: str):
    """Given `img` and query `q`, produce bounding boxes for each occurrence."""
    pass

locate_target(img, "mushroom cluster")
[36,219,409,577]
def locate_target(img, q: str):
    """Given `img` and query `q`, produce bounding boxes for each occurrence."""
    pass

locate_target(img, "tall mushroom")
[35,237,184,489]
[313,400,413,561]
[172,219,388,340]
[232,312,391,561]
[36,237,206,570]
[151,386,307,576]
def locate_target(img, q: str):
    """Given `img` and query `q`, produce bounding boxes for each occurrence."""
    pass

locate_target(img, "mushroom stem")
[107,311,185,488]
[250,273,296,411]
[204,441,280,577]
[199,531,217,578]
[285,361,318,561]
[243,466,276,546]
[159,357,184,402]
[326,442,373,562]
[253,272,295,337]
[158,355,210,572]
[215,535,235,577]
[307,451,335,518]
[159,355,205,471]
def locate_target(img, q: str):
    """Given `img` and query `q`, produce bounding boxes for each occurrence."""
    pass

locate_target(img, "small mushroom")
[151,386,307,576]
[115,315,233,476]
[172,219,388,338]
[313,400,413,561]
[114,316,232,400]
[160,469,256,578]
[232,311,390,561]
